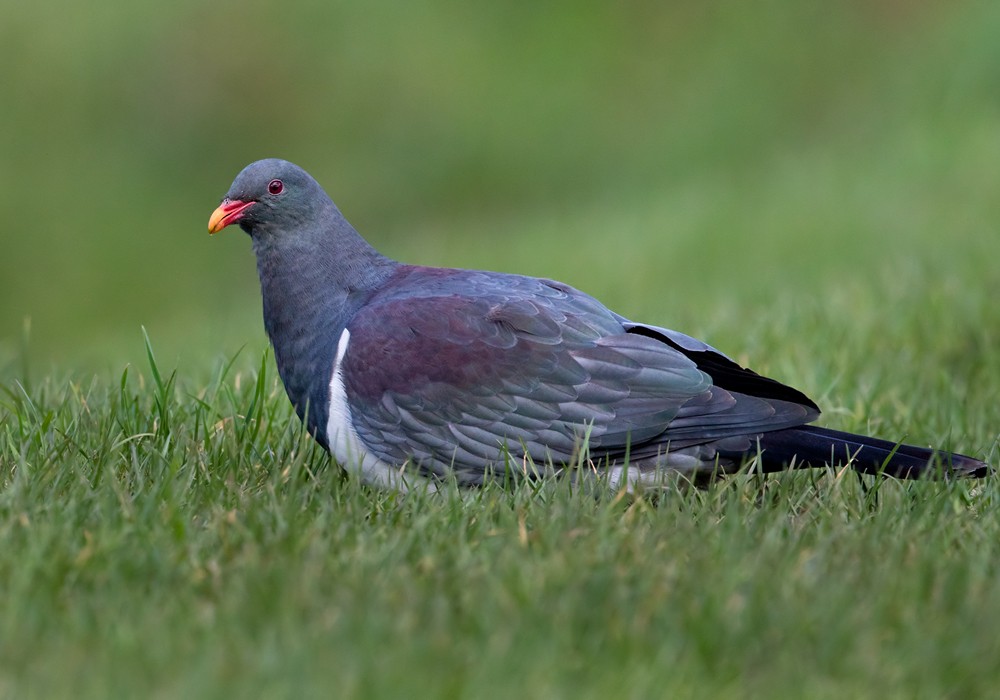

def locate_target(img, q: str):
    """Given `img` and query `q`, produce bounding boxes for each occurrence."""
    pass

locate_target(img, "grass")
[1,303,998,697]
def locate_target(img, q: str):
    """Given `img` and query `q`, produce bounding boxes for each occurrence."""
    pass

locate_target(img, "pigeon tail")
[751,425,989,479]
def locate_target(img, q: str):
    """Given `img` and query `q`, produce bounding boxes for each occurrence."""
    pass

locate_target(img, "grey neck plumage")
[250,205,397,446]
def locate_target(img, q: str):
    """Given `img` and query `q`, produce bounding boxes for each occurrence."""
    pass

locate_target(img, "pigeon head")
[208,159,334,238]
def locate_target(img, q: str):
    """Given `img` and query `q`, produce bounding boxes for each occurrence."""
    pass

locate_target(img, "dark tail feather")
[754,426,989,479]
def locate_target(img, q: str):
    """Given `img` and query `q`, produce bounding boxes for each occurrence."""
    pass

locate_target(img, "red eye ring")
[267,179,284,195]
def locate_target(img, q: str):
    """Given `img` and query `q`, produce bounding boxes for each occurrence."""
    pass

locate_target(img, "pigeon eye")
[267,179,284,195]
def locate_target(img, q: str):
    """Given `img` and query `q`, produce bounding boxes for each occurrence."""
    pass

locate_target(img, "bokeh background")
[2,0,999,375]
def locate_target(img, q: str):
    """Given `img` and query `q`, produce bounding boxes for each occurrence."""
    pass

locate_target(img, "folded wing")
[341,269,818,482]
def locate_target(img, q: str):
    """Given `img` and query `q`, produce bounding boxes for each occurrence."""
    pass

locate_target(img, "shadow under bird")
[208,159,989,491]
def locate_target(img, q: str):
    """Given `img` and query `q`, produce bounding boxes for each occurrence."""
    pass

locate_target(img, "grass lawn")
[2,230,998,698]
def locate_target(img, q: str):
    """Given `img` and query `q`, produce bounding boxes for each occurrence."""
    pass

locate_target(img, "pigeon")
[208,159,988,491]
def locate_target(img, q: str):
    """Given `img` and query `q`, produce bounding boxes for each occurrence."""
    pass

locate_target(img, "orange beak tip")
[208,206,228,234]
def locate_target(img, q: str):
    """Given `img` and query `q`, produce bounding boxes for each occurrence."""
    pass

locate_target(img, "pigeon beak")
[208,199,255,234]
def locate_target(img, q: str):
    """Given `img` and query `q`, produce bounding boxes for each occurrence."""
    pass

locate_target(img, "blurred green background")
[2,0,998,374]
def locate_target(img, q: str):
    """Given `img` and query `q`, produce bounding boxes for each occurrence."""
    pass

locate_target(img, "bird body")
[209,159,988,490]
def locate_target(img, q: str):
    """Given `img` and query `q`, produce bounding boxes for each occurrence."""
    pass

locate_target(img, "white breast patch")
[326,328,436,492]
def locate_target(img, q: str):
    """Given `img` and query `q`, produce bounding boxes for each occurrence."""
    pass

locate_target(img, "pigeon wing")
[340,271,815,482]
